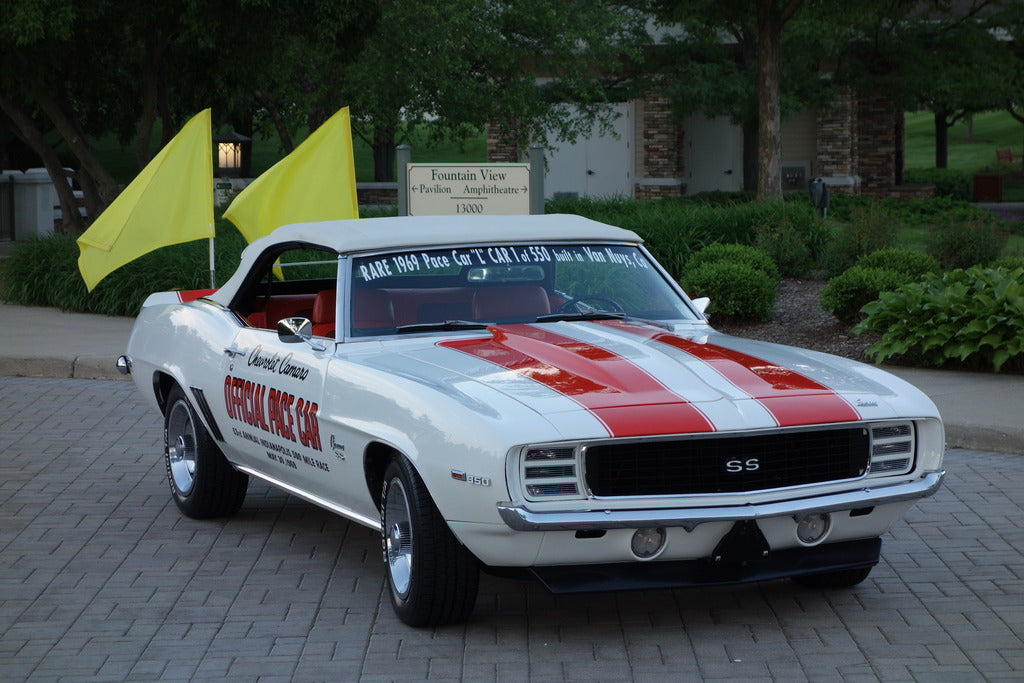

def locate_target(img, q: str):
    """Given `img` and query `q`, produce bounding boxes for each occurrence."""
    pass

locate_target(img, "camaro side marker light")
[796,513,832,546]
[631,527,667,559]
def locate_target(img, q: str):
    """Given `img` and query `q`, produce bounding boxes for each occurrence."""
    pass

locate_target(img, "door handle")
[224,346,246,358]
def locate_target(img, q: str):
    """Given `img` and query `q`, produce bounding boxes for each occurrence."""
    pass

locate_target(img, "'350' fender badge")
[451,470,491,486]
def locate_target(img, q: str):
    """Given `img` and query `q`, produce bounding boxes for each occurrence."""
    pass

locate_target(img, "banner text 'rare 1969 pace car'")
[120,214,944,626]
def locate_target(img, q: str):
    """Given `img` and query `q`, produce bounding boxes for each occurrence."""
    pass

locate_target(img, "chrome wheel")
[166,399,198,495]
[384,477,414,598]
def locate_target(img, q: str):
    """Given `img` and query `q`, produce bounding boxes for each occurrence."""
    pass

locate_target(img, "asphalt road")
[2,377,1022,681]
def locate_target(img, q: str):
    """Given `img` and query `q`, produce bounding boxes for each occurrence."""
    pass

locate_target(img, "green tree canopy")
[0,0,377,232]
[336,0,649,181]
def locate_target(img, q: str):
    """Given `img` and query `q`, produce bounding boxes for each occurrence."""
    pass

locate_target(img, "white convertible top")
[211,214,642,305]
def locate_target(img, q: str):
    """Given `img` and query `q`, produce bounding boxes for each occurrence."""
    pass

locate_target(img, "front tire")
[381,456,479,626]
[164,385,248,519]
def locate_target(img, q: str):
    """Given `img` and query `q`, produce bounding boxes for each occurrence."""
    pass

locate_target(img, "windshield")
[348,243,697,337]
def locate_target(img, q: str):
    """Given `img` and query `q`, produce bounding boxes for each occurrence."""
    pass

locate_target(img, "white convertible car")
[120,214,944,626]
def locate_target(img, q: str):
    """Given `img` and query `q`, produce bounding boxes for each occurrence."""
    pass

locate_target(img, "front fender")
[320,353,568,529]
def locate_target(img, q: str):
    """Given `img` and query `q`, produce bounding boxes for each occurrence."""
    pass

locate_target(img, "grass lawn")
[905,110,1024,171]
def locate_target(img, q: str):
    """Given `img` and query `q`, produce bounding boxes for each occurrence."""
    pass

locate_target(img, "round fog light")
[631,527,667,559]
[796,513,831,546]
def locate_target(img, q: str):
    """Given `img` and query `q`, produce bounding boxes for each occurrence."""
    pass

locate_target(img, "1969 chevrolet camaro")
[120,213,945,626]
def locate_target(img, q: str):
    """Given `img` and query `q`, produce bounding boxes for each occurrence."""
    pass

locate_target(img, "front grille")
[584,427,871,497]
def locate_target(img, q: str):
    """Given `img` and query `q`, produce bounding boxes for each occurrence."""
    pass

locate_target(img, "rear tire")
[164,385,248,518]
[793,565,873,588]
[380,456,479,626]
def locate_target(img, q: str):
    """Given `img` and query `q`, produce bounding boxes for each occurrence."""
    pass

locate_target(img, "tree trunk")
[135,33,172,165]
[135,65,159,168]
[0,95,85,234]
[934,110,949,169]
[742,119,758,193]
[755,0,784,200]
[373,125,397,182]
[36,91,120,212]
[255,90,295,154]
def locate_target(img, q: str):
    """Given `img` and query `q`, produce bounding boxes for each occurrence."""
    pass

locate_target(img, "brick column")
[856,93,899,197]
[486,121,520,163]
[635,92,684,199]
[815,86,859,195]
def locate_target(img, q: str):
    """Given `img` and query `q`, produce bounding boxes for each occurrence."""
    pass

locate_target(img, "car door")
[218,319,334,494]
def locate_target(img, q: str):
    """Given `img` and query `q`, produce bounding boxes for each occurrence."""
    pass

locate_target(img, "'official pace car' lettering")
[223,375,322,451]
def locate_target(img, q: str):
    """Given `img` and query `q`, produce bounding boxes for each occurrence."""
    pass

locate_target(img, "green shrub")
[819,266,913,324]
[993,255,1024,270]
[926,218,1008,269]
[753,219,814,277]
[854,266,1024,372]
[903,168,972,201]
[679,261,776,321]
[547,196,827,278]
[0,220,247,316]
[855,248,941,277]
[827,194,993,227]
[819,203,898,276]
[683,243,779,282]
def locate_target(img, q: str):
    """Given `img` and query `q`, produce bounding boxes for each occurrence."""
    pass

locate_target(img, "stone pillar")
[856,93,899,197]
[815,86,859,195]
[635,92,684,199]
[487,121,520,163]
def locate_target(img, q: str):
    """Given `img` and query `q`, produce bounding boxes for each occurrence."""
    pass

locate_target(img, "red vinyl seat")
[472,286,551,320]
[311,289,337,337]
[353,289,395,330]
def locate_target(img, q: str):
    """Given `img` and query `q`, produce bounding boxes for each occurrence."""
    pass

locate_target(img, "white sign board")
[406,163,530,216]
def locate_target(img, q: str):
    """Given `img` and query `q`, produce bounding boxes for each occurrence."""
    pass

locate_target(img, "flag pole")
[208,223,216,288]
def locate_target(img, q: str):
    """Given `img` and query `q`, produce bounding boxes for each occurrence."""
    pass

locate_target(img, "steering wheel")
[554,294,625,315]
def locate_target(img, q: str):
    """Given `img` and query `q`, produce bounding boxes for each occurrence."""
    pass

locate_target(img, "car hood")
[375,321,925,439]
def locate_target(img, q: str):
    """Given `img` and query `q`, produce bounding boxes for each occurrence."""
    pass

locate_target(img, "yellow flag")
[223,106,359,243]
[77,109,214,292]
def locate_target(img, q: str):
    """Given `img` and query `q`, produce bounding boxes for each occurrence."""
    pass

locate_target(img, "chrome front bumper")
[497,471,944,532]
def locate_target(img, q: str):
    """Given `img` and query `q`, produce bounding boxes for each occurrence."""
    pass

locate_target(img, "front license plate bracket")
[710,520,770,565]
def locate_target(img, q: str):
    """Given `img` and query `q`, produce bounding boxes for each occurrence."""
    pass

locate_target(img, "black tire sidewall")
[163,384,247,519]
[380,456,479,627]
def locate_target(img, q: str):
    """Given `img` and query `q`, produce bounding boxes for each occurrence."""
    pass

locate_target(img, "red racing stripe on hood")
[598,320,861,427]
[439,324,715,437]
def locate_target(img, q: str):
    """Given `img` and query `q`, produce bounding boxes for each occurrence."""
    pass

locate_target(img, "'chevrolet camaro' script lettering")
[247,345,310,381]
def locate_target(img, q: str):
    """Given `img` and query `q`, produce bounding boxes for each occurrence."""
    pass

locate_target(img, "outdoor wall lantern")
[213,131,251,177]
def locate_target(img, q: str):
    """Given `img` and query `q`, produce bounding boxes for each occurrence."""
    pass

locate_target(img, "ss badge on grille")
[725,458,760,473]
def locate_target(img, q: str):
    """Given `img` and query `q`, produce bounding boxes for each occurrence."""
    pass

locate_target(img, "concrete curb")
[0,356,128,381]
[943,425,1024,454]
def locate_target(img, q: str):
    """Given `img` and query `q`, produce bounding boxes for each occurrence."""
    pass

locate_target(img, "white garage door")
[684,114,744,194]
[544,103,633,199]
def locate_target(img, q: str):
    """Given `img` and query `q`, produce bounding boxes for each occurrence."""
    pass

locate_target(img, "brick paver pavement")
[1,377,1022,681]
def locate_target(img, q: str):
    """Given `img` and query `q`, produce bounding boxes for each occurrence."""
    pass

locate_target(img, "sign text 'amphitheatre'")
[406,163,530,216]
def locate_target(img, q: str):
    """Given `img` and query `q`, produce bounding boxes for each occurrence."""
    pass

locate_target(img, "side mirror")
[691,297,711,316]
[277,317,326,351]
